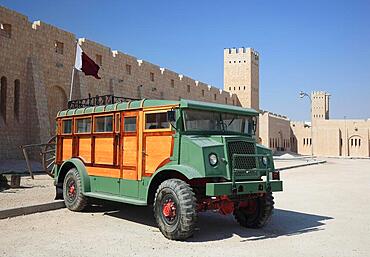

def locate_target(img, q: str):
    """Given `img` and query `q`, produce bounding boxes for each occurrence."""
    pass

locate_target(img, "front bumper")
[206,180,283,196]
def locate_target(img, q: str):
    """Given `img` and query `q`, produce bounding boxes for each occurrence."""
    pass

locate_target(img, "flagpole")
[69,67,75,101]
[69,40,79,102]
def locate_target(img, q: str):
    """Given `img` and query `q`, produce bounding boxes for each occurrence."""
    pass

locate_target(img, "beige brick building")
[0,6,369,160]
[222,38,369,157]
[0,6,239,159]
[290,91,370,157]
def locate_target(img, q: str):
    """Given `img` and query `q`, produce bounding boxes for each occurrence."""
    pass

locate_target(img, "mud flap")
[55,184,63,200]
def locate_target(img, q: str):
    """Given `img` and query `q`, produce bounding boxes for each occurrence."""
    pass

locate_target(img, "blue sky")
[1,0,370,120]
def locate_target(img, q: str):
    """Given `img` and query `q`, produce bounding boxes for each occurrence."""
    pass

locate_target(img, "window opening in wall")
[126,64,132,75]
[14,79,20,120]
[243,86,245,90]
[201,90,205,97]
[187,85,190,93]
[171,79,175,88]
[225,97,227,104]
[214,94,216,100]
[0,76,7,122]
[354,138,357,147]
[351,139,353,146]
[0,23,11,38]
[310,138,312,145]
[96,54,103,66]
[229,87,231,91]
[55,41,64,54]
[150,72,155,82]
[359,139,361,147]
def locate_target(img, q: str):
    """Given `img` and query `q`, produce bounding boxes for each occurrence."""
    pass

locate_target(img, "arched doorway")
[47,85,67,132]
[348,135,362,157]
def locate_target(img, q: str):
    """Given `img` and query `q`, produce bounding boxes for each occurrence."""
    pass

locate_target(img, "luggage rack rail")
[68,94,140,109]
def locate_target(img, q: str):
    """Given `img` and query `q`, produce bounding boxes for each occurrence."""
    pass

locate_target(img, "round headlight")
[262,156,268,166]
[209,153,218,166]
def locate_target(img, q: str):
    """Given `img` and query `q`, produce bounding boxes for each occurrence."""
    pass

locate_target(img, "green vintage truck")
[54,96,282,240]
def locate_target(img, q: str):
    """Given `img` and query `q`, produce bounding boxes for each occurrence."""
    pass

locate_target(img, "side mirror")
[167,110,176,122]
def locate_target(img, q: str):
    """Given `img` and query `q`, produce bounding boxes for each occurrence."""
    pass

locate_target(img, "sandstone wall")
[0,6,239,160]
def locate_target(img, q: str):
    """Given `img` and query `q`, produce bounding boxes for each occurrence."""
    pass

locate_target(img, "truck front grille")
[227,141,256,170]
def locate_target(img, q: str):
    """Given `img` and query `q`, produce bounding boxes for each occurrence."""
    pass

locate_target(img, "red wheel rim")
[161,196,178,224]
[66,179,77,202]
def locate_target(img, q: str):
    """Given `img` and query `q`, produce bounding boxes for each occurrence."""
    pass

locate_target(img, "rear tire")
[154,179,197,240]
[234,192,274,228]
[63,168,87,211]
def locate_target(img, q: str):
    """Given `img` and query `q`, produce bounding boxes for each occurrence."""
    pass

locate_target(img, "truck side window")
[124,117,136,132]
[75,118,91,133]
[145,112,169,129]
[95,116,113,132]
[62,119,72,134]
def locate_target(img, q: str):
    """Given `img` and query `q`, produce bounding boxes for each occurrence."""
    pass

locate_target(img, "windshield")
[183,109,256,135]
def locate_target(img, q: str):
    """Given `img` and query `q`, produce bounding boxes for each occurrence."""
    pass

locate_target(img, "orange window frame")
[115,113,120,133]
[61,118,73,135]
[74,116,92,135]
[93,114,114,134]
[143,109,172,133]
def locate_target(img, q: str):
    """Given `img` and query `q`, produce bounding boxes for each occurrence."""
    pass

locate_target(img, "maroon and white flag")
[74,44,101,79]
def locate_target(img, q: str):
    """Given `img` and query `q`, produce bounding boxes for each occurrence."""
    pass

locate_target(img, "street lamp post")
[299,91,314,159]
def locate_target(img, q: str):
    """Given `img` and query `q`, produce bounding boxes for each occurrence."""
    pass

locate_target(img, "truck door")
[121,111,139,179]
[142,110,174,176]
[120,111,140,198]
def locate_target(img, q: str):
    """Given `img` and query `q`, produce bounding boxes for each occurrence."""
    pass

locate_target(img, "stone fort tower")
[311,91,330,123]
[224,47,260,110]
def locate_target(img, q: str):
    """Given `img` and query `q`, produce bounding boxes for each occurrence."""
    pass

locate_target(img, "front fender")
[144,163,203,204]
[151,163,203,181]
[59,158,91,193]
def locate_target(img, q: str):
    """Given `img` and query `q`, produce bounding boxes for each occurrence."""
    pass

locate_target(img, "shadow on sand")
[84,200,333,242]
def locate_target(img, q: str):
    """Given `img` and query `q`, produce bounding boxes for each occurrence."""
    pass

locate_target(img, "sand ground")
[0,158,369,257]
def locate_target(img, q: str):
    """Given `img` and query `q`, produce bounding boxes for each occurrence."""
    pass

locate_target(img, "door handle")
[142,150,148,156]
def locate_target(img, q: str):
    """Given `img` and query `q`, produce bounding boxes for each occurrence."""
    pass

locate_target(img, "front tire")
[154,179,197,240]
[63,168,87,211]
[234,192,274,228]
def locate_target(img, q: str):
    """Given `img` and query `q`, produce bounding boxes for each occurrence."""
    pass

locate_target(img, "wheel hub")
[162,199,176,220]
[67,182,76,198]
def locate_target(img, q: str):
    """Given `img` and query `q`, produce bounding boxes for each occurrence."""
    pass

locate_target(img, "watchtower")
[223,47,259,111]
[311,91,330,122]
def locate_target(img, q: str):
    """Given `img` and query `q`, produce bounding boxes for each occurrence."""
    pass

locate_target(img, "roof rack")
[68,94,140,109]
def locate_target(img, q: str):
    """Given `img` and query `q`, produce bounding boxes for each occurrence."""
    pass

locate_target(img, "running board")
[84,192,147,206]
